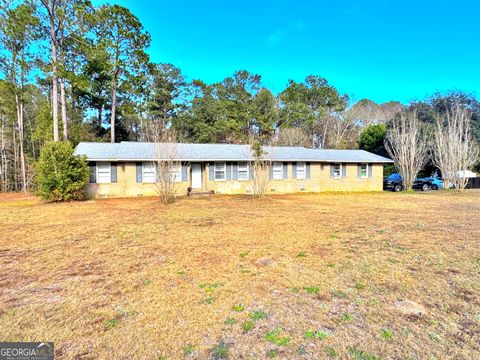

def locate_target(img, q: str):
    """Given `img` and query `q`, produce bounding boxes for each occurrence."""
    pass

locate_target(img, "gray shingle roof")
[74,141,393,163]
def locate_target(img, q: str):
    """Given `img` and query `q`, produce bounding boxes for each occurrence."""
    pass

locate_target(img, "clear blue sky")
[95,0,479,104]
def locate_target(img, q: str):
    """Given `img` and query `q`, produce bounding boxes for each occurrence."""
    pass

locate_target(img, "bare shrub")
[150,125,179,203]
[250,140,270,198]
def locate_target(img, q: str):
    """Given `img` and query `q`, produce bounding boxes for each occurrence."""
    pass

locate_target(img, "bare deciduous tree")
[250,140,270,198]
[385,109,428,191]
[433,103,479,191]
[275,128,310,147]
[328,112,359,149]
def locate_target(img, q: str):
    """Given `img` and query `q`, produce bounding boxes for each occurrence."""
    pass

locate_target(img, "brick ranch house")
[74,142,394,198]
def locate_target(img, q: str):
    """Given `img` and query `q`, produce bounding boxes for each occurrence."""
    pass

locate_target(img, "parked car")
[383,173,404,191]
[415,176,444,190]
[384,173,444,192]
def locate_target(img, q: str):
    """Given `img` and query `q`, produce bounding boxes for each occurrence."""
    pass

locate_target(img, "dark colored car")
[413,178,434,191]
[383,173,403,192]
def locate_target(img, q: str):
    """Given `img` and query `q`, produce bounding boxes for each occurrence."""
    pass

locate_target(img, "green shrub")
[36,141,89,201]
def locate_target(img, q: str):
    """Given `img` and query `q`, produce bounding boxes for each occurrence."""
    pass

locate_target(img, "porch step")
[187,190,214,197]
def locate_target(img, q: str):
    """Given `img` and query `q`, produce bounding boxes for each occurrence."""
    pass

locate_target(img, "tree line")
[1,1,479,193]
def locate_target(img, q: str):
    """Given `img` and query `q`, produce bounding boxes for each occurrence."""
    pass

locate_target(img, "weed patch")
[265,328,290,346]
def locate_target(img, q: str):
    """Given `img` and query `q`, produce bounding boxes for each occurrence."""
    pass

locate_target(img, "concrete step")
[187,190,214,197]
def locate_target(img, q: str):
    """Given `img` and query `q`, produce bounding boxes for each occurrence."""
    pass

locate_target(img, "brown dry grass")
[0,191,479,359]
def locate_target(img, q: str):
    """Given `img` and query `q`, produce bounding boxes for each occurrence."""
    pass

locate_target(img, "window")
[272,162,283,180]
[296,162,306,179]
[332,163,342,179]
[359,163,368,178]
[142,162,156,183]
[238,162,249,181]
[214,162,226,180]
[96,162,111,183]
[172,162,182,182]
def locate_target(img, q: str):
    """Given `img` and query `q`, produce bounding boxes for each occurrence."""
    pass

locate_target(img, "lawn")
[0,191,479,359]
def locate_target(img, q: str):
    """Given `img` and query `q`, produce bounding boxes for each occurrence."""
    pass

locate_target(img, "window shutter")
[283,162,288,179]
[208,162,214,180]
[249,163,254,180]
[182,163,188,182]
[292,162,297,179]
[226,162,231,180]
[269,164,273,180]
[89,163,96,183]
[342,164,347,178]
[136,162,142,183]
[111,162,117,183]
[233,162,238,180]
[357,164,361,178]
[306,163,311,179]
[330,164,334,178]
[368,164,373,178]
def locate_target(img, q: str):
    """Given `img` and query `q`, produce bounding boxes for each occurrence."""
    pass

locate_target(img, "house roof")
[74,141,394,163]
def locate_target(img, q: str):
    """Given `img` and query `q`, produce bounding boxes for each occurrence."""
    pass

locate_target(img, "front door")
[191,163,202,189]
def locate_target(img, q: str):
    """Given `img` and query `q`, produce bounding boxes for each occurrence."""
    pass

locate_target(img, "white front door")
[191,163,202,189]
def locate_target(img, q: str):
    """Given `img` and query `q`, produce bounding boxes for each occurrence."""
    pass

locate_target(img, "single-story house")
[74,141,394,198]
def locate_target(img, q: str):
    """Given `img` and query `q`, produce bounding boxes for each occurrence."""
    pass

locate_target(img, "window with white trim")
[359,163,368,178]
[332,163,342,178]
[142,162,156,183]
[296,162,306,179]
[272,162,283,180]
[96,162,111,183]
[172,162,182,182]
[214,162,226,180]
[238,162,249,181]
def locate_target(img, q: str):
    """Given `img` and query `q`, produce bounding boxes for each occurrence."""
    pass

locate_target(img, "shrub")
[36,141,89,201]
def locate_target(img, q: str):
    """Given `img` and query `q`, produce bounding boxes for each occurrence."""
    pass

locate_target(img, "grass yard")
[0,191,479,359]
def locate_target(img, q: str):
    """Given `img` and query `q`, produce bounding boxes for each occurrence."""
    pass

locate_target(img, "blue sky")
[95,0,479,104]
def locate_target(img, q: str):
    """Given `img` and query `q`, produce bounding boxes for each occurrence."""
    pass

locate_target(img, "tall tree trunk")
[0,120,6,191]
[110,73,117,143]
[45,0,60,141]
[98,106,103,127]
[60,78,68,140]
[12,126,18,191]
[15,94,27,192]
[59,34,68,141]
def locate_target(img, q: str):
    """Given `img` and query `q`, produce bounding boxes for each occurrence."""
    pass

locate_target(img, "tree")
[430,91,480,144]
[144,63,187,135]
[216,70,261,141]
[279,75,348,148]
[252,88,278,141]
[36,141,89,201]
[0,3,39,191]
[38,0,61,141]
[275,128,310,147]
[95,4,150,143]
[385,110,428,191]
[357,124,388,156]
[55,0,94,141]
[433,103,479,191]
[174,80,232,143]
[328,112,360,149]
